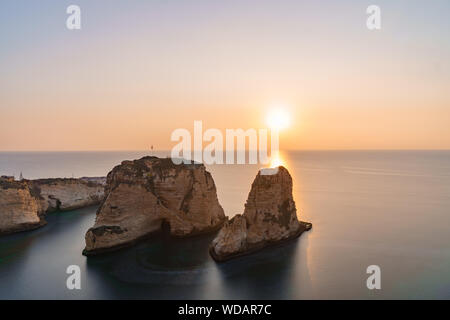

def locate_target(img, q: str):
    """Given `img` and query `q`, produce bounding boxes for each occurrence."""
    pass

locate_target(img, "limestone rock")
[210,166,312,261]
[0,176,105,235]
[32,178,105,212]
[83,156,226,255]
[0,178,44,234]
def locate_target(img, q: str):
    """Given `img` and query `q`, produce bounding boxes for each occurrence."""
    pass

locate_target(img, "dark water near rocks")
[1,150,450,299]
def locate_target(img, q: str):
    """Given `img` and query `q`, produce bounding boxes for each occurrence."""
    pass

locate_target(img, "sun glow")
[264,106,291,169]
[270,153,283,167]
[268,150,288,169]
[266,108,291,130]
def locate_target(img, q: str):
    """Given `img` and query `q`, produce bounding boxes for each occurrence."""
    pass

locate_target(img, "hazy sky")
[1,0,449,151]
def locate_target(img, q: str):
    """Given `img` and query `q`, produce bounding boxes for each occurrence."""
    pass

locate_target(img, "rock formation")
[0,177,44,235]
[83,156,226,255]
[0,176,105,235]
[209,166,312,261]
[33,178,105,213]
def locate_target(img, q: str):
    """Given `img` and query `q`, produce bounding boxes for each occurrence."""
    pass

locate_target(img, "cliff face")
[83,156,226,255]
[0,178,44,234]
[32,178,105,212]
[210,166,312,261]
[0,176,105,235]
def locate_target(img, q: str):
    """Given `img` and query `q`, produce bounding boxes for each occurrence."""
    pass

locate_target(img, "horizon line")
[1,149,450,153]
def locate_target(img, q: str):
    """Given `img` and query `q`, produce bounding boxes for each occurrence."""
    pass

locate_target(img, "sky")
[1,0,450,151]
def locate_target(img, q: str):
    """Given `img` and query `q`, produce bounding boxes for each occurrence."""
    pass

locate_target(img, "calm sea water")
[0,150,450,299]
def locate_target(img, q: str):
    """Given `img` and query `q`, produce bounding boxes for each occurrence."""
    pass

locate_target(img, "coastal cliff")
[33,177,105,212]
[0,176,105,235]
[209,166,312,261]
[83,156,226,255]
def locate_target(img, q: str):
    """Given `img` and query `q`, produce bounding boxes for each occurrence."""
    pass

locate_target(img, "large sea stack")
[209,166,311,261]
[0,176,105,235]
[83,156,226,255]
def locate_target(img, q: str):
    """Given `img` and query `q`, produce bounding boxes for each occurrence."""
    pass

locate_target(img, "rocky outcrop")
[83,156,226,255]
[0,176,105,235]
[210,166,312,261]
[0,177,44,235]
[32,178,105,213]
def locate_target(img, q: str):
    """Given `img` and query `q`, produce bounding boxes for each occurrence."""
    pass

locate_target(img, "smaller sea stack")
[210,166,311,262]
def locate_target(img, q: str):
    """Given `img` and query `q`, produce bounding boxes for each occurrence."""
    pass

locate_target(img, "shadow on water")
[84,228,308,299]
[1,204,309,299]
[213,235,312,299]
[84,229,223,299]
[86,229,218,284]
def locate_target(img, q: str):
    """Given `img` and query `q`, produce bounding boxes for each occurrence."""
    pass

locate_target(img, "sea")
[0,150,449,299]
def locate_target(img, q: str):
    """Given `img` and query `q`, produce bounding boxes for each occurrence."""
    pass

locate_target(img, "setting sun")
[266,108,291,130]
